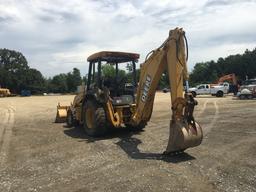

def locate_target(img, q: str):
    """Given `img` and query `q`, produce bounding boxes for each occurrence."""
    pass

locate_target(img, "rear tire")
[83,100,107,137]
[239,94,246,100]
[216,91,223,97]
[247,95,253,99]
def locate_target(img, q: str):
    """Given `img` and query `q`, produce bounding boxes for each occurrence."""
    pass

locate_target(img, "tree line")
[46,68,83,93]
[189,48,256,86]
[1,48,255,94]
[0,49,83,94]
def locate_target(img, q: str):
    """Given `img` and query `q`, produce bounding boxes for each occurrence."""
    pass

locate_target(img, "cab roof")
[87,51,140,63]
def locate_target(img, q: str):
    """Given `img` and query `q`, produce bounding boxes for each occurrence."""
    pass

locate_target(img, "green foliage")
[102,64,116,78]
[101,64,126,79]
[189,48,256,86]
[0,48,83,94]
[25,68,46,94]
[47,68,82,93]
[66,68,82,92]
[158,71,169,89]
[0,48,45,94]
[48,74,68,93]
[118,69,126,79]
[189,61,218,85]
[4,47,254,95]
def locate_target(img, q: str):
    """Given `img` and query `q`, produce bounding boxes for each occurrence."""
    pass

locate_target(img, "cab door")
[204,84,210,94]
[197,85,206,94]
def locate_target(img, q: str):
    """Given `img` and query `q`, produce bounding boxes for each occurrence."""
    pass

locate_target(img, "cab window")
[198,85,205,89]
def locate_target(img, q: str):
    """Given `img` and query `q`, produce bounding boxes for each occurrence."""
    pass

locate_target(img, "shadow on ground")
[116,136,195,163]
[63,126,195,163]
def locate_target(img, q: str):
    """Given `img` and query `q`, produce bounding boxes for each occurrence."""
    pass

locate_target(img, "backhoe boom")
[131,28,203,153]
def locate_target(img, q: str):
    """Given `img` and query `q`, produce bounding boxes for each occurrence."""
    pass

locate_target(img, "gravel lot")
[0,93,255,192]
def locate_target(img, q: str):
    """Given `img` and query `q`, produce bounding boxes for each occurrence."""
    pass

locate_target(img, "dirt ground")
[0,93,255,192]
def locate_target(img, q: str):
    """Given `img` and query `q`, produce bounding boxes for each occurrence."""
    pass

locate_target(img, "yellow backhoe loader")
[56,28,203,154]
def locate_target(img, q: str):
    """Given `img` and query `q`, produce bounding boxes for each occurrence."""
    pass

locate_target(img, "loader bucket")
[165,121,203,154]
[55,103,68,123]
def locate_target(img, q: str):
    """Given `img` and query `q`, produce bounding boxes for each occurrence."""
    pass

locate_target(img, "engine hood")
[188,87,197,91]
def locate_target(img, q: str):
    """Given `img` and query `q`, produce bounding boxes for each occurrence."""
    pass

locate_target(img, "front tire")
[66,109,74,127]
[191,91,197,98]
[83,100,107,137]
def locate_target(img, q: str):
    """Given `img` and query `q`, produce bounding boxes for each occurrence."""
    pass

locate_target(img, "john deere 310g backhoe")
[56,28,203,154]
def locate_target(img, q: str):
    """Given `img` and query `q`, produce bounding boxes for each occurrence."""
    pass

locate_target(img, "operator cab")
[86,51,139,106]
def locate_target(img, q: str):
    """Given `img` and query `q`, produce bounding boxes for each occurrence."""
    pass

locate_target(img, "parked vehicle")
[189,83,229,97]
[21,90,31,97]
[239,79,256,90]
[217,73,238,95]
[237,79,256,99]
[237,87,256,99]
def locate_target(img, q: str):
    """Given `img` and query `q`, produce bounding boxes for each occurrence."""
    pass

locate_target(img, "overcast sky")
[0,0,256,77]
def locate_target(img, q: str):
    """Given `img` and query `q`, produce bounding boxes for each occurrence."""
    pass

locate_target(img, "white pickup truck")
[189,83,229,97]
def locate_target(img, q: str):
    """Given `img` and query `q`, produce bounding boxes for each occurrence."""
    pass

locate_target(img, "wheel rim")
[86,108,95,129]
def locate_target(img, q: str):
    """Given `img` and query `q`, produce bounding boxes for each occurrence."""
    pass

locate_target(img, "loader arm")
[132,28,188,124]
[131,28,203,153]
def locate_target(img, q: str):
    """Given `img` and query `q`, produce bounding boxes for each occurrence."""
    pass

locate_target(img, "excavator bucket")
[55,103,68,123]
[165,121,203,154]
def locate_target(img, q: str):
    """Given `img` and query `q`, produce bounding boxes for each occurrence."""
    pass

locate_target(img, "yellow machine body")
[55,104,68,123]
[55,28,203,154]
[55,85,85,124]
